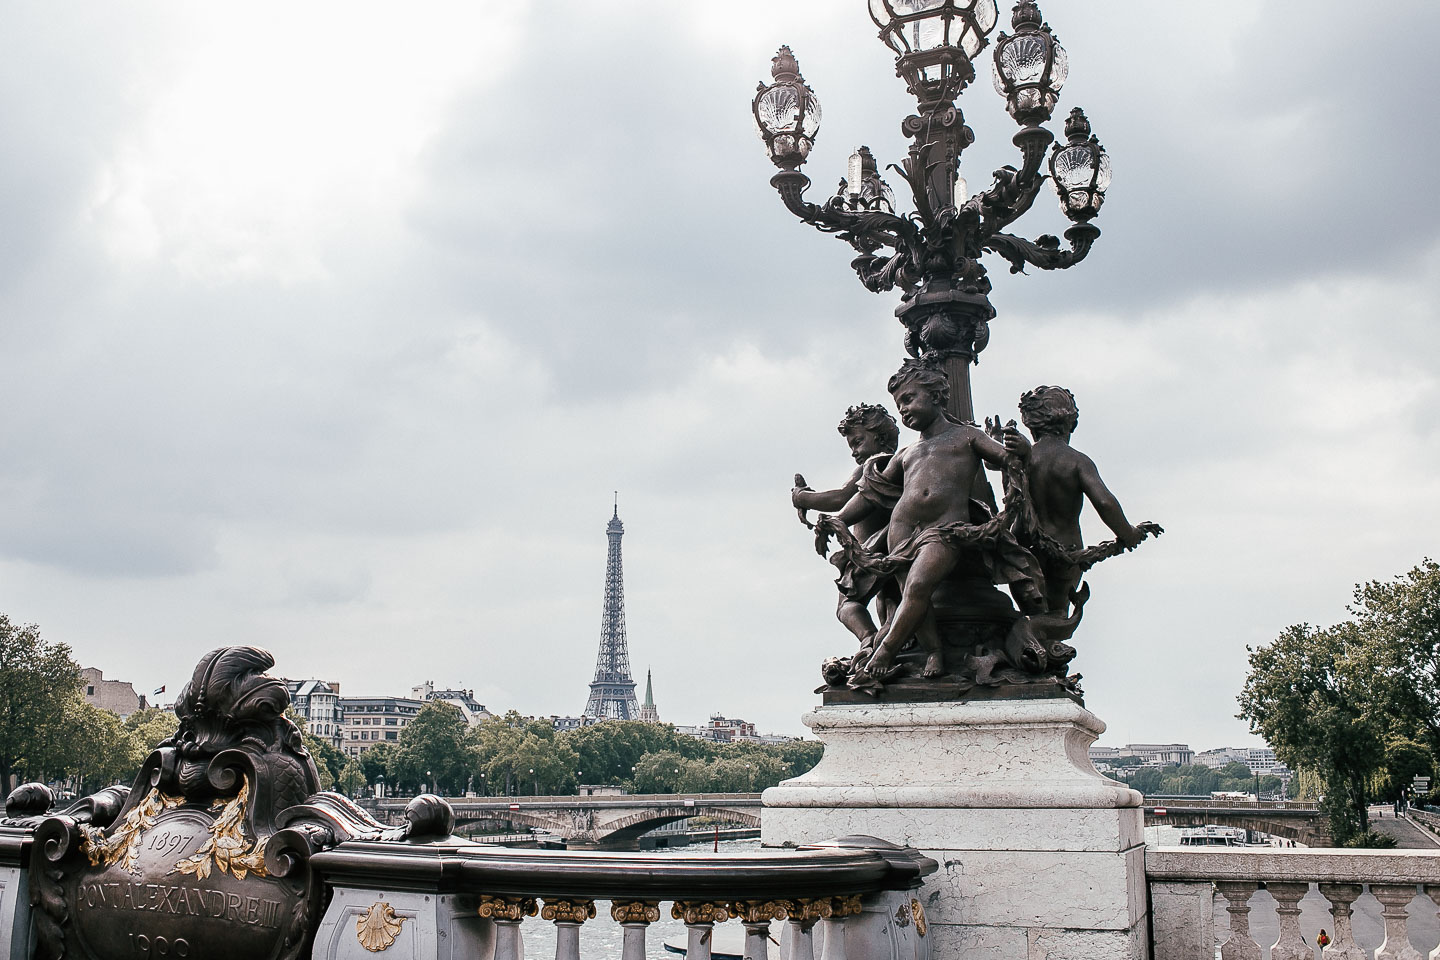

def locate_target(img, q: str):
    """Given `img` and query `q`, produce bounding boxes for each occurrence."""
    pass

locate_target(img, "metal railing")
[1146,847,1440,960]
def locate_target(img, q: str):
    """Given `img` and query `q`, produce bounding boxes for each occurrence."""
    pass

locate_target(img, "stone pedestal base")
[762,700,1148,960]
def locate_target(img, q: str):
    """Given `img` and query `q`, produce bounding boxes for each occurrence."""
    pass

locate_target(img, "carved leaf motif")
[356,902,406,952]
[171,776,270,880]
[79,786,184,875]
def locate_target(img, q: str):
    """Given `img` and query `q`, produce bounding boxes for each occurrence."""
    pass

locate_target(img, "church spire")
[639,667,660,723]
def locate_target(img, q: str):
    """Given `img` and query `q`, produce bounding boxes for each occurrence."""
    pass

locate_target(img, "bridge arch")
[592,806,763,849]
[451,809,571,835]
[1144,809,1329,846]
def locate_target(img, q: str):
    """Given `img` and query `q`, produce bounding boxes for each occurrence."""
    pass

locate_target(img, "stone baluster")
[819,895,862,960]
[732,900,787,960]
[1372,884,1423,960]
[1214,882,1262,960]
[478,895,538,960]
[542,899,596,960]
[612,900,661,960]
[1318,883,1367,960]
[1425,886,1440,960]
[1267,882,1311,960]
[780,899,831,960]
[673,901,733,960]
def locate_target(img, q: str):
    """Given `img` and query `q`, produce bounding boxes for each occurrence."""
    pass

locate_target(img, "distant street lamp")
[752,0,1109,421]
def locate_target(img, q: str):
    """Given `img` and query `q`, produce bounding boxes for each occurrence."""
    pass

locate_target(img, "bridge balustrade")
[306,834,934,960]
[1147,847,1440,960]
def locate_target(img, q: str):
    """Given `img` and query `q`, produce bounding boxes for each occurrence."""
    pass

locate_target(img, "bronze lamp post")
[753,0,1110,421]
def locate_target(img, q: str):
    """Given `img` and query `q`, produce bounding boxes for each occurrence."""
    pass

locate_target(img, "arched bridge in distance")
[1143,797,1329,846]
[371,793,1328,848]
[371,793,764,850]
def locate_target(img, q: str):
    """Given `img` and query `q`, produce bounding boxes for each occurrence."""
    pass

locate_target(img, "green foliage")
[561,720,692,783]
[1117,763,1281,798]
[1342,830,1398,849]
[123,708,178,748]
[359,741,397,787]
[285,707,344,790]
[0,615,83,787]
[1239,561,1440,844]
[1377,736,1432,802]
[392,701,473,795]
[351,709,823,800]
[1238,622,1383,843]
[1345,560,1440,756]
[337,760,366,797]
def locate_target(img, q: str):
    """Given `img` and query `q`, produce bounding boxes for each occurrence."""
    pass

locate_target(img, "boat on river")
[1179,824,1256,846]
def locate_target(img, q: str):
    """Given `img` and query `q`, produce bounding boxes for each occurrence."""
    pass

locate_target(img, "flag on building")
[153,685,166,696]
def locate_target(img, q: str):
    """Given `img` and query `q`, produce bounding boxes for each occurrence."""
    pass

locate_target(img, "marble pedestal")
[761,700,1148,960]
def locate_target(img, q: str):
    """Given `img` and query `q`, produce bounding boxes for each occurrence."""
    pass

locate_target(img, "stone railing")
[1411,808,1440,839]
[1147,847,1440,960]
[0,812,933,960]
[1144,797,1319,810]
[305,834,935,960]
[1,825,33,960]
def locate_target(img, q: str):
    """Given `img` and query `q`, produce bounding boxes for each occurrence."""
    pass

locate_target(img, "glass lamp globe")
[1049,107,1111,221]
[991,1,1067,124]
[843,146,897,214]
[752,46,822,170]
[867,0,1000,99]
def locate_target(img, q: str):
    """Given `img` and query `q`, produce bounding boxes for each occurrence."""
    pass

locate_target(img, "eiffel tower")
[582,496,640,720]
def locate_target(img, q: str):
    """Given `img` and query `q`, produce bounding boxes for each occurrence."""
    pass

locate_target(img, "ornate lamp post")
[753,0,1108,421]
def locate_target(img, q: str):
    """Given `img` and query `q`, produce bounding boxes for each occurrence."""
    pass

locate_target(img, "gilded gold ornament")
[671,901,732,924]
[730,900,787,923]
[172,777,269,880]
[477,895,539,921]
[542,899,597,924]
[79,787,184,875]
[610,900,661,924]
[910,899,927,937]
[356,902,406,952]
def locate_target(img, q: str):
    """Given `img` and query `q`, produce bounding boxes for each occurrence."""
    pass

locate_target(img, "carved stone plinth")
[762,699,1146,959]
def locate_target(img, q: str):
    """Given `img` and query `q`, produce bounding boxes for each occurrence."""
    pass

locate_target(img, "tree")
[1238,622,1384,843]
[393,702,471,795]
[1240,562,1440,842]
[1346,560,1440,756]
[286,708,344,790]
[0,616,83,788]
[337,760,366,797]
[1376,736,1432,803]
[123,708,178,752]
[561,721,691,784]
[470,712,561,796]
[359,741,396,789]
[63,701,142,795]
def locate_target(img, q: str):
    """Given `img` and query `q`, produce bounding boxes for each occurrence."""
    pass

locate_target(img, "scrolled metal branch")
[986,222,1100,274]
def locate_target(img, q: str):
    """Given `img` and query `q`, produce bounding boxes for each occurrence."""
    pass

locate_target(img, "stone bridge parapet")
[368,793,764,849]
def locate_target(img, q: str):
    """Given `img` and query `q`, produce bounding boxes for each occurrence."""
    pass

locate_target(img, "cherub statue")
[818,360,1045,686]
[991,385,1162,615]
[792,403,900,649]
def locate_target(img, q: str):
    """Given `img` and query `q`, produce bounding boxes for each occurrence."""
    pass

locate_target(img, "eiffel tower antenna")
[583,496,640,719]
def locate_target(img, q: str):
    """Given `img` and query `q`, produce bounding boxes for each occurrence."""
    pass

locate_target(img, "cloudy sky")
[3,1,1437,752]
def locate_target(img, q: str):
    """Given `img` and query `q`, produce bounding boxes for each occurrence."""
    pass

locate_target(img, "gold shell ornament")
[357,902,406,952]
[911,899,927,937]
